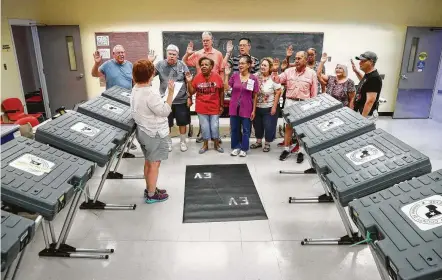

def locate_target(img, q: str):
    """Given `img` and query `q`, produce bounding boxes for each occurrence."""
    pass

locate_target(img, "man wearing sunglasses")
[352,51,382,118]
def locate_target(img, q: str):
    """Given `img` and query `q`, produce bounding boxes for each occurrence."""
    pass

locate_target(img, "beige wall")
[2,0,442,112]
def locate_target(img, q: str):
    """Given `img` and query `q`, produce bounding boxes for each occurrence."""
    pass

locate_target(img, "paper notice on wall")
[96,35,109,46]
[98,49,110,59]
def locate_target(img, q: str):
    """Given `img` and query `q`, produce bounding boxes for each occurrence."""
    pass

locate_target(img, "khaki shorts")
[136,128,169,162]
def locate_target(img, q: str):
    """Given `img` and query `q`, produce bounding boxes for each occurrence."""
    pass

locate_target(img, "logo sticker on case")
[300,100,321,111]
[70,122,100,137]
[317,117,344,132]
[401,195,442,231]
[346,145,384,165]
[102,104,124,114]
[9,154,55,176]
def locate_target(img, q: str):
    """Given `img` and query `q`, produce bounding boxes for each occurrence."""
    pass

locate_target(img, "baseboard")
[379,112,393,116]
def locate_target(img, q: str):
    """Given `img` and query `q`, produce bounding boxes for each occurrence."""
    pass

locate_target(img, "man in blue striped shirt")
[225,38,260,74]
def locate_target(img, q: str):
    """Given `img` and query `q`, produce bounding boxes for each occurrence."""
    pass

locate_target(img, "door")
[393,27,442,119]
[38,25,87,115]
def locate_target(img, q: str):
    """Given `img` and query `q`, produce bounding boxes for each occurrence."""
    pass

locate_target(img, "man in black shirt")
[352,51,382,117]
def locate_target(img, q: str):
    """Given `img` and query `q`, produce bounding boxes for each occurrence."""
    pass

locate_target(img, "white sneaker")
[231,149,240,156]
[180,141,188,152]
[239,150,247,157]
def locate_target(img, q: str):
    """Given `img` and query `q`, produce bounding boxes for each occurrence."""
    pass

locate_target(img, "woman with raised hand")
[223,55,259,157]
[186,57,224,154]
[317,53,356,108]
[250,58,282,152]
[130,59,173,204]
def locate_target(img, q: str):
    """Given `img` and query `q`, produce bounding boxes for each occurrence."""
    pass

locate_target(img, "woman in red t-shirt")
[186,57,224,154]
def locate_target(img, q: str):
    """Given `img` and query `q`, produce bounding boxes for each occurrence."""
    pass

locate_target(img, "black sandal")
[250,142,263,149]
[263,143,270,152]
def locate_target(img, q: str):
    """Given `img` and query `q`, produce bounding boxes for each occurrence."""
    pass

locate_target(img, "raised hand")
[226,40,233,53]
[351,59,357,72]
[93,51,102,64]
[286,45,294,57]
[186,41,195,55]
[148,49,157,62]
[224,64,232,76]
[272,58,280,72]
[168,80,175,93]
[281,59,288,71]
[185,72,193,82]
[321,52,328,63]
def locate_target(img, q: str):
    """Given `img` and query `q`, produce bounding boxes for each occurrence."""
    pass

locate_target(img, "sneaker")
[231,149,240,156]
[291,143,300,153]
[196,136,204,143]
[279,150,291,161]
[239,150,247,157]
[145,191,169,204]
[144,188,166,198]
[297,152,304,164]
[180,142,188,152]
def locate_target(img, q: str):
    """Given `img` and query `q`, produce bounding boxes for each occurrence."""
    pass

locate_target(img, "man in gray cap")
[155,44,191,152]
[351,51,383,117]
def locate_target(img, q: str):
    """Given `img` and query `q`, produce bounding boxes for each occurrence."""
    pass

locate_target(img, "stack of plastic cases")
[77,96,135,133]
[1,211,36,272]
[282,93,343,127]
[1,137,95,220]
[35,111,127,167]
[310,129,432,207]
[101,85,131,106]
[295,106,376,155]
[349,170,442,280]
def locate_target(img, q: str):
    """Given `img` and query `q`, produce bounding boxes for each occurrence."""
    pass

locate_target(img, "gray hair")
[113,45,125,53]
[336,64,348,76]
[297,51,308,59]
[166,44,179,54]
[202,31,213,39]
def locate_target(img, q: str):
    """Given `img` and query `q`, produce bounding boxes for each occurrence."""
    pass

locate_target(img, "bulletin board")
[94,32,149,87]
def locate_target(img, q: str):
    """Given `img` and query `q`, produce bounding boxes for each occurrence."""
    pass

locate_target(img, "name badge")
[246,79,255,91]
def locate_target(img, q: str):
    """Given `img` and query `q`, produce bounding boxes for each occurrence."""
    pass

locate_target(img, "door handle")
[401,74,408,80]
[78,73,84,79]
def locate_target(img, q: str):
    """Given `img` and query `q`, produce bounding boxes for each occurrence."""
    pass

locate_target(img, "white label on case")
[70,122,100,137]
[300,100,321,111]
[317,117,344,132]
[9,154,54,176]
[401,195,442,231]
[102,103,124,114]
[346,145,384,165]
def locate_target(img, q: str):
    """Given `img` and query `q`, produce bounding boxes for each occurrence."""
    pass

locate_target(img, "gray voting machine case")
[295,106,376,155]
[282,93,343,127]
[1,137,95,220]
[35,111,127,167]
[101,85,131,106]
[349,170,442,280]
[310,129,432,206]
[77,96,135,132]
[1,211,35,272]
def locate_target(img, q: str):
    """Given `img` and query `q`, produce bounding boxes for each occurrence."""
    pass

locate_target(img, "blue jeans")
[230,116,251,151]
[253,107,278,142]
[198,114,220,140]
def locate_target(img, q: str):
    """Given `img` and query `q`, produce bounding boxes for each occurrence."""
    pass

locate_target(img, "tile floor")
[7,116,442,280]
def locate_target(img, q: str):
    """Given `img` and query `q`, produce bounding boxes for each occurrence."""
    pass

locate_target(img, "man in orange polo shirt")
[272,51,318,162]
[183,31,228,76]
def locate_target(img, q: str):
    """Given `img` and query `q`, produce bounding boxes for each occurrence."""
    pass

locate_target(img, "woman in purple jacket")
[224,55,259,157]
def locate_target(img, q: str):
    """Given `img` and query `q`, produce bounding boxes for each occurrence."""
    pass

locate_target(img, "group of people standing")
[91,31,383,203]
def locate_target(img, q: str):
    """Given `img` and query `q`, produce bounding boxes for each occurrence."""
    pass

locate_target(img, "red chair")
[1,98,43,122]
[14,116,40,127]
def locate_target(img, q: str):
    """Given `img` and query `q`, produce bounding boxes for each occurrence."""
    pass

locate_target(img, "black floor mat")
[183,164,268,223]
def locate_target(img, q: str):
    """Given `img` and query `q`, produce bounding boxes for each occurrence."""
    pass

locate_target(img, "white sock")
[284,146,290,152]
[180,134,186,143]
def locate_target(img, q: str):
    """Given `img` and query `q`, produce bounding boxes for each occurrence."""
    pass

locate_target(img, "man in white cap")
[352,51,382,118]
[154,44,191,152]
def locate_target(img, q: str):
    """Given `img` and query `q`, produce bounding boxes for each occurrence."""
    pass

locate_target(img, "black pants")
[253,107,278,142]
